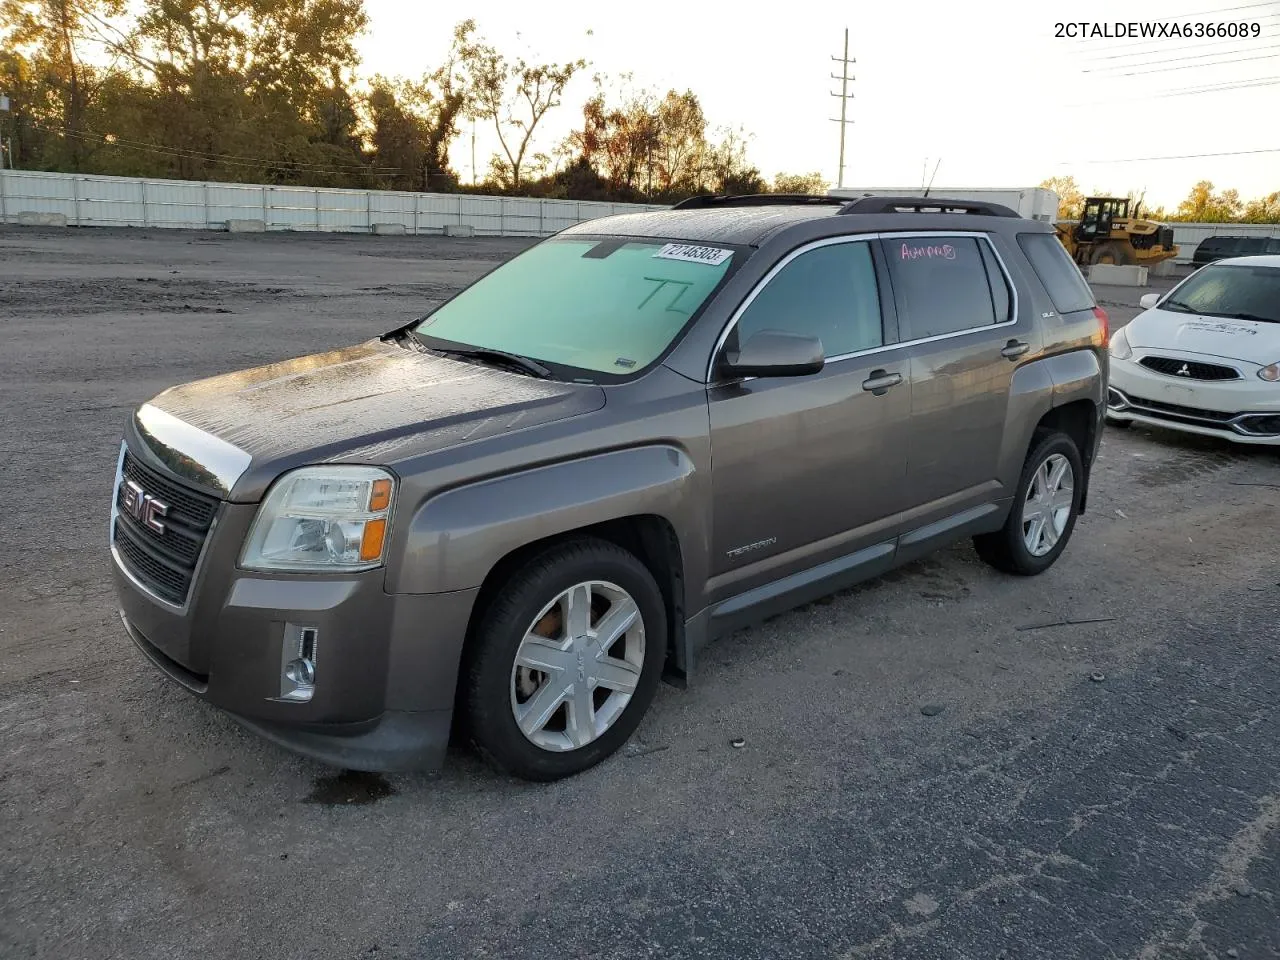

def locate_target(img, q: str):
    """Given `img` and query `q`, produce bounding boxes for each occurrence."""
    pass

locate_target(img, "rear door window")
[883,236,998,340]
[1016,232,1095,315]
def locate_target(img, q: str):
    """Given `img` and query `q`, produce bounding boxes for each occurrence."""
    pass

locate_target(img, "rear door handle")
[1001,339,1031,359]
[862,370,903,395]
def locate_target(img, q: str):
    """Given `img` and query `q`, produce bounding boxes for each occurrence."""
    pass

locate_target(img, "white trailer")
[829,187,1061,223]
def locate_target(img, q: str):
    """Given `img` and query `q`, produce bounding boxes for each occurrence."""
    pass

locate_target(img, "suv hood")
[1128,308,1280,362]
[131,339,606,501]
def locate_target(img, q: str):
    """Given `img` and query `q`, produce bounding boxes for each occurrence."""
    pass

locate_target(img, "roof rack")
[835,195,1020,218]
[670,194,849,211]
[668,193,1022,218]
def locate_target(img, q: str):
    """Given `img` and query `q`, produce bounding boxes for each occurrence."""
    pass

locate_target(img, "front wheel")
[974,431,1084,576]
[462,538,666,781]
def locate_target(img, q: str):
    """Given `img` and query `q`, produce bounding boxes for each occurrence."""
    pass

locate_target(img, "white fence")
[0,169,665,236]
[2,169,1277,258]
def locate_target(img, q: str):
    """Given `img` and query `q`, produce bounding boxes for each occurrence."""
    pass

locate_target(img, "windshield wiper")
[391,327,553,378]
[1220,312,1275,323]
[423,340,551,379]
[1161,299,1196,313]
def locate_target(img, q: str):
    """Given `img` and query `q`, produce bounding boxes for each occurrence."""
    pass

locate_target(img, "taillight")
[1093,306,1110,347]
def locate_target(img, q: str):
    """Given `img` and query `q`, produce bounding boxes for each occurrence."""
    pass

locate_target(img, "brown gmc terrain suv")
[111,195,1109,781]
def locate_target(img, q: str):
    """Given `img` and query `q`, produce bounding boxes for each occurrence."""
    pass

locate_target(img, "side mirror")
[718,330,825,379]
[1139,293,1161,310]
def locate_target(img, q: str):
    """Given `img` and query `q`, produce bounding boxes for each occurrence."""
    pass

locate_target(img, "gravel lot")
[2,227,1278,960]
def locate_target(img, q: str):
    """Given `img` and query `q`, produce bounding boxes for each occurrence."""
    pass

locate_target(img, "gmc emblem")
[119,479,169,534]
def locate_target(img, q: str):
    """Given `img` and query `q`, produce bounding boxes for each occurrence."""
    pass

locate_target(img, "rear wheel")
[974,431,1083,576]
[463,538,666,781]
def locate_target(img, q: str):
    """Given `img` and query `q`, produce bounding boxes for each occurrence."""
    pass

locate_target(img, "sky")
[355,0,1280,210]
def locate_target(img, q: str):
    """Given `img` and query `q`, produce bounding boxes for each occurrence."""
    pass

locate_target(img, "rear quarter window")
[1017,233,1095,315]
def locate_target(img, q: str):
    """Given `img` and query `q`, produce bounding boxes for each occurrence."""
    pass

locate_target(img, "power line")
[26,120,398,174]
[1101,49,1280,76]
[1063,146,1280,164]
[1086,41,1280,71]
[1084,26,1280,62]
[1066,75,1280,106]
[1151,75,1280,97]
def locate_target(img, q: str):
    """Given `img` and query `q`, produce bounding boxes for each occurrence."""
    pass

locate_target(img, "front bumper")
[1107,355,1280,446]
[114,544,480,772]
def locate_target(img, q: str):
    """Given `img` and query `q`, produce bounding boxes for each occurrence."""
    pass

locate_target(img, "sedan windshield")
[1163,263,1280,323]
[411,237,739,378]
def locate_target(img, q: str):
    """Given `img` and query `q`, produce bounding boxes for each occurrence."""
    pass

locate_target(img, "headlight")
[1109,326,1133,360]
[1259,362,1280,382]
[240,466,396,572]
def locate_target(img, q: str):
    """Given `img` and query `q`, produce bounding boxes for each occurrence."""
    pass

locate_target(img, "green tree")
[652,89,706,194]
[1039,175,1084,220]
[1242,191,1280,224]
[1175,180,1244,222]
[460,23,586,191]
[773,171,828,195]
[365,22,471,192]
[119,0,368,183]
[0,0,129,169]
[704,125,763,195]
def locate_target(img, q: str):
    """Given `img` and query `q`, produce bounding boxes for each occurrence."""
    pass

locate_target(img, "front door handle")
[1001,339,1031,360]
[862,370,903,395]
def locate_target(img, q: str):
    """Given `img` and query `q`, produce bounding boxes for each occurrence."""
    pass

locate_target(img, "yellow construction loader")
[1055,197,1179,267]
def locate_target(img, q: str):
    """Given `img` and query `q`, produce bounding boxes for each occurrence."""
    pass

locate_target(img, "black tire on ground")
[1090,242,1135,266]
[462,537,666,781]
[974,431,1085,577]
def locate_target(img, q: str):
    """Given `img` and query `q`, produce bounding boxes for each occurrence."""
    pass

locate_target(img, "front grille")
[1139,356,1240,381]
[1126,395,1237,424]
[114,451,220,605]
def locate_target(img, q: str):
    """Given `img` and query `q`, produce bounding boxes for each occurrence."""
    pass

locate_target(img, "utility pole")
[0,95,9,171]
[830,29,855,189]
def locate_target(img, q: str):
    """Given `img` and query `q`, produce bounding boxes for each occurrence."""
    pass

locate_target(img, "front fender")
[388,445,701,595]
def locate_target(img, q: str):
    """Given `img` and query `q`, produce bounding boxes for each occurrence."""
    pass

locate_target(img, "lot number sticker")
[653,243,732,266]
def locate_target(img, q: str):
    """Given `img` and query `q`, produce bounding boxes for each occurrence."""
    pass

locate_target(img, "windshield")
[411,237,739,378]
[1163,263,1280,323]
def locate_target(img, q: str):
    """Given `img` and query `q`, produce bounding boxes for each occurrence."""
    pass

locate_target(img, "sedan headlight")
[1109,326,1133,360]
[1259,362,1280,382]
[241,466,396,572]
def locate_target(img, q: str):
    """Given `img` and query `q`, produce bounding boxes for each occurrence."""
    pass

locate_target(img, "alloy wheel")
[510,580,646,752]
[1022,453,1074,557]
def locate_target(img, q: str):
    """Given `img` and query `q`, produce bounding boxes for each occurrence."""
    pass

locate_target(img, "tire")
[462,538,666,781]
[1090,242,1134,266]
[974,431,1084,576]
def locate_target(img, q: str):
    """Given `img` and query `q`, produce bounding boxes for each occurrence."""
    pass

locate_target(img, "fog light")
[276,623,318,702]
[285,658,315,686]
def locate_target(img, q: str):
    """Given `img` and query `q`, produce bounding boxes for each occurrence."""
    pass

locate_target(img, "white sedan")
[1107,255,1280,445]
